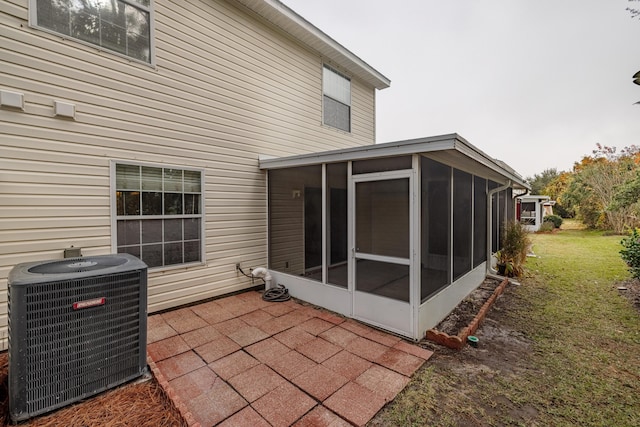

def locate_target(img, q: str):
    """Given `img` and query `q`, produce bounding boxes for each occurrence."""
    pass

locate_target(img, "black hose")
[262,284,290,302]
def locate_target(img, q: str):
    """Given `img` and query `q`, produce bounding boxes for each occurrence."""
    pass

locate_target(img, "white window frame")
[29,0,155,66]
[323,64,352,133]
[110,160,205,271]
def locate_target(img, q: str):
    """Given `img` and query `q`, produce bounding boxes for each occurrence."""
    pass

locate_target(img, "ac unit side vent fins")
[8,254,148,422]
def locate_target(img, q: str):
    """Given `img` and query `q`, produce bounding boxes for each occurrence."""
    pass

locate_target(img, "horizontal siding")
[0,0,378,349]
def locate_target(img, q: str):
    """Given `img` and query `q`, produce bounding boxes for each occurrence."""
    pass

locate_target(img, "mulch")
[0,353,186,426]
[435,278,502,336]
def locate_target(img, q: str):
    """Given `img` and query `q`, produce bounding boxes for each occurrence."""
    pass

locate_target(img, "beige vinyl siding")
[0,0,378,349]
[268,171,307,275]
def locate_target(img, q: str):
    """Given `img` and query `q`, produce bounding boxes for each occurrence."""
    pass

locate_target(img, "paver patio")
[147,290,433,426]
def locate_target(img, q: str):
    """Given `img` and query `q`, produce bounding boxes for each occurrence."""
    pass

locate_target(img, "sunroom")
[260,134,529,340]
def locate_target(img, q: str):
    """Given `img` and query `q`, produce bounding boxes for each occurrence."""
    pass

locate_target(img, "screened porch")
[260,134,528,340]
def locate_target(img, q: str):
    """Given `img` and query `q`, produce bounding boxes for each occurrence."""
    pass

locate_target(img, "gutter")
[486,180,512,276]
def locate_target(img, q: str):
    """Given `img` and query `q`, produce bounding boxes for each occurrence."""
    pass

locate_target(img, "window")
[32,0,152,63]
[520,201,536,225]
[114,163,203,268]
[323,65,351,132]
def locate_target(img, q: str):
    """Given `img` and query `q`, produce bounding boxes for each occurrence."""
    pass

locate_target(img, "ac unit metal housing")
[8,253,148,422]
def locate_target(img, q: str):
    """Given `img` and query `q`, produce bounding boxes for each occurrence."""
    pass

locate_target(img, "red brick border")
[147,355,200,427]
[425,277,510,350]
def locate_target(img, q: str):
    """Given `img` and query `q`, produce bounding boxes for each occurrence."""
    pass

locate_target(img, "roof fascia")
[260,134,529,190]
[259,134,459,169]
[453,136,530,189]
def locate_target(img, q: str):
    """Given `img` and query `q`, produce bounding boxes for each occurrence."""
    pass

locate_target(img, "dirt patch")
[435,278,502,336]
[370,283,539,426]
[423,282,532,376]
[616,278,640,313]
[0,353,186,426]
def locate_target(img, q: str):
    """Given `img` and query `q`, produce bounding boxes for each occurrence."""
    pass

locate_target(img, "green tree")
[526,168,560,195]
[629,0,640,19]
[526,169,575,218]
[559,144,640,232]
[544,171,574,218]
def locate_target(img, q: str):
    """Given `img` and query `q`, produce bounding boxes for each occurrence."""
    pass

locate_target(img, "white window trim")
[109,160,205,271]
[322,64,352,133]
[29,0,156,67]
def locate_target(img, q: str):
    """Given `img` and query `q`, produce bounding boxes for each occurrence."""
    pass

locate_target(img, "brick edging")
[425,277,510,350]
[147,355,201,427]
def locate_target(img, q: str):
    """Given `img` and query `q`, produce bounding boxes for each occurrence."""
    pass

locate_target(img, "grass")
[371,220,640,426]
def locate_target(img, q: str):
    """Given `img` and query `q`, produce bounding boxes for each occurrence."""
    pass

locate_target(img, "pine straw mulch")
[0,353,186,426]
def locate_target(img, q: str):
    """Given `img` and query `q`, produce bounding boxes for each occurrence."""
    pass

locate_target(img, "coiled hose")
[262,284,290,302]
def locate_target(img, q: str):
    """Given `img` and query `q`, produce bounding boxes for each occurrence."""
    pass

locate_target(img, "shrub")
[553,203,574,219]
[496,220,532,277]
[538,221,555,233]
[543,214,563,228]
[620,228,640,279]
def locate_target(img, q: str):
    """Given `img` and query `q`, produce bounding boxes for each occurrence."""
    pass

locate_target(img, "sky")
[282,0,640,179]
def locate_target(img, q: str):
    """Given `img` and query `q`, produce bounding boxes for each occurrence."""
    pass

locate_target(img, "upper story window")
[31,0,152,63]
[113,163,203,269]
[323,65,351,132]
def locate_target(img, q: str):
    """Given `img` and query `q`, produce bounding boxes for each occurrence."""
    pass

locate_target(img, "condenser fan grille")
[8,254,147,422]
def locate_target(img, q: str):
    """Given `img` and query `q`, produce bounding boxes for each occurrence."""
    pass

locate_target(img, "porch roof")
[259,133,530,190]
[518,195,551,202]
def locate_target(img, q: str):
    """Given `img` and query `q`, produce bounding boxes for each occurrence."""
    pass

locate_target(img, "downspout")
[486,180,511,276]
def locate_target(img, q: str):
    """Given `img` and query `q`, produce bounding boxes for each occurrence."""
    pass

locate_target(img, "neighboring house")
[542,200,556,217]
[517,195,551,232]
[1,0,529,345]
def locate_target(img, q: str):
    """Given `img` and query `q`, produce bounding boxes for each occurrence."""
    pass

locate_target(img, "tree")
[526,168,560,195]
[545,171,574,218]
[559,144,640,232]
[526,168,575,218]
[629,0,640,19]
[630,1,640,103]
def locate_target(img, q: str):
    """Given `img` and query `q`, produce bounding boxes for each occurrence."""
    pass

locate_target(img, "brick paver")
[147,291,433,426]
[208,350,260,381]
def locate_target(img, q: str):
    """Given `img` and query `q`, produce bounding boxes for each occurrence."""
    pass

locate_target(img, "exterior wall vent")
[7,253,148,422]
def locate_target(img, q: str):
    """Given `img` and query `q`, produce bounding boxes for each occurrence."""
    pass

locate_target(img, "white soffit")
[232,0,391,90]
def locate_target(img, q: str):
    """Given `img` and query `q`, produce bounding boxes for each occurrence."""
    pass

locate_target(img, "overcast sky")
[283,0,640,178]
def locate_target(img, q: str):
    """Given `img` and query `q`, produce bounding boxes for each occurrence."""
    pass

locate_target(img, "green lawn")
[371,221,640,426]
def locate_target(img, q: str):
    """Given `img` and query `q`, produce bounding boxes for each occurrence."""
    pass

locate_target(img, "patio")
[146,290,433,426]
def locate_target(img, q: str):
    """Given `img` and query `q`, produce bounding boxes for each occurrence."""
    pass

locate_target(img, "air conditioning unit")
[8,253,148,422]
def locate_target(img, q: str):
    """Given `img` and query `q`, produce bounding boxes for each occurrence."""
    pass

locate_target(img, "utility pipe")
[251,267,273,289]
[486,180,511,276]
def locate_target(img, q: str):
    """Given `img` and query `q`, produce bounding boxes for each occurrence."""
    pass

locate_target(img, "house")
[517,195,552,232]
[0,0,527,346]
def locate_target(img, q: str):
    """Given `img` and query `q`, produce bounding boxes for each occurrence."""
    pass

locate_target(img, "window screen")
[323,65,351,132]
[473,176,487,267]
[453,169,472,280]
[115,164,202,268]
[420,157,451,301]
